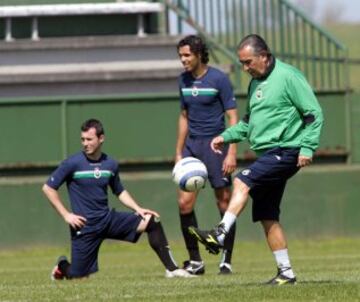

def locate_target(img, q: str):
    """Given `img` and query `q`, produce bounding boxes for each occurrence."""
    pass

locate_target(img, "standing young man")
[175,35,238,275]
[189,34,323,285]
[43,119,193,279]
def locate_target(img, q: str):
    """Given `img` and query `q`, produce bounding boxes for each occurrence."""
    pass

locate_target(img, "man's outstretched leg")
[189,178,249,254]
[144,215,195,278]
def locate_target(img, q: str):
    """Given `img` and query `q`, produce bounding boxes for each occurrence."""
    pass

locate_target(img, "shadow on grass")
[239,279,344,287]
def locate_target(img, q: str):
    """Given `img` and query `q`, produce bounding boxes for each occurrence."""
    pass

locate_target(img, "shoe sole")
[166,271,197,278]
[266,279,297,286]
[188,227,220,255]
[218,270,232,275]
[185,267,205,275]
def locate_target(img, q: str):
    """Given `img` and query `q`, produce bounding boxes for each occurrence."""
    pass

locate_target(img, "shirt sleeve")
[109,164,125,196]
[218,74,237,110]
[221,98,249,143]
[46,158,74,190]
[221,116,249,144]
[286,72,324,157]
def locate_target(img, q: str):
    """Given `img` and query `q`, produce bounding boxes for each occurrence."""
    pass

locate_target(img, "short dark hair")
[81,119,104,137]
[238,34,271,56]
[177,35,209,64]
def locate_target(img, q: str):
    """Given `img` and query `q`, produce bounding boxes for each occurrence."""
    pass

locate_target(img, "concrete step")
[0,60,232,98]
[0,60,183,97]
[0,32,232,98]
[0,60,183,83]
[0,35,182,66]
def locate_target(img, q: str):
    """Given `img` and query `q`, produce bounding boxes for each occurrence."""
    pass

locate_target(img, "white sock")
[217,211,237,244]
[273,249,295,278]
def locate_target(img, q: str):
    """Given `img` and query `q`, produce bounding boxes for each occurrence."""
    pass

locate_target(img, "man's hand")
[223,153,237,175]
[175,154,182,163]
[211,136,225,154]
[136,208,160,220]
[64,213,87,229]
[297,155,312,167]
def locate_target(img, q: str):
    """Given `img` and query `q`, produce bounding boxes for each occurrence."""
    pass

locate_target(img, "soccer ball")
[172,157,208,192]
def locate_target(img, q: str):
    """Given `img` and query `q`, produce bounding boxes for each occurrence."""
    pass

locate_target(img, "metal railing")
[163,0,349,93]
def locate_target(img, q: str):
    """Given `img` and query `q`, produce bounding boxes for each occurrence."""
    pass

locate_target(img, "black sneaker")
[218,263,232,275]
[188,224,225,255]
[51,255,70,281]
[183,260,205,275]
[266,269,297,285]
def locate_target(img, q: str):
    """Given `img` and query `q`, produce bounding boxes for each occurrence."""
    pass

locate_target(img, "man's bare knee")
[233,178,250,195]
[215,187,231,212]
[178,191,197,214]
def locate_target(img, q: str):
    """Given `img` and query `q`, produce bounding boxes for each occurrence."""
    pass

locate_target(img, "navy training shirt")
[178,66,237,137]
[46,151,124,233]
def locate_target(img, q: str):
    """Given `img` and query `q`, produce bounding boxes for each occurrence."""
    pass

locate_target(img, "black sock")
[146,216,178,271]
[220,211,236,264]
[180,211,201,261]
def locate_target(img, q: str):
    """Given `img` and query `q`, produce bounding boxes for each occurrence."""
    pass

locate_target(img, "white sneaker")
[165,268,197,278]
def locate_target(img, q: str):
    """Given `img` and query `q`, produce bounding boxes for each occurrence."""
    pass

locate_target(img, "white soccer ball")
[172,157,208,192]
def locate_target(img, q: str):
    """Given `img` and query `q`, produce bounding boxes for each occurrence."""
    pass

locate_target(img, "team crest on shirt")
[191,86,199,97]
[94,167,102,179]
[255,88,263,100]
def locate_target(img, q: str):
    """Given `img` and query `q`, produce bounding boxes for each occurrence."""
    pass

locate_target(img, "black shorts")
[182,135,231,189]
[69,210,142,278]
[235,147,300,222]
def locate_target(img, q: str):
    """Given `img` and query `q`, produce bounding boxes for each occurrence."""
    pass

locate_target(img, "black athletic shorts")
[236,147,300,222]
[182,135,231,189]
[69,210,142,277]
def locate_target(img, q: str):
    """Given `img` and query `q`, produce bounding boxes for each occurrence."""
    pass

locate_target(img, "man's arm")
[175,109,188,163]
[222,108,238,175]
[42,184,86,229]
[118,190,159,219]
[287,72,324,166]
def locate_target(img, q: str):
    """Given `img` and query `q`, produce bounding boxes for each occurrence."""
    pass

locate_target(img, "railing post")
[159,0,169,35]
[234,64,242,94]
[270,0,277,52]
[137,14,145,37]
[5,17,13,42]
[177,0,183,34]
[31,17,40,41]
[61,100,68,159]
[278,1,285,59]
[343,48,352,164]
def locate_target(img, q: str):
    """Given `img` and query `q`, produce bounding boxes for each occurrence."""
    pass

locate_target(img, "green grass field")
[1,238,359,301]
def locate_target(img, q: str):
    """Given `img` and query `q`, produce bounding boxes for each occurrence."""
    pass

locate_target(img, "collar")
[258,55,275,80]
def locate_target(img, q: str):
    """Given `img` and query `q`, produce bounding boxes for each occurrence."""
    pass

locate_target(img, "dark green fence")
[0,92,353,168]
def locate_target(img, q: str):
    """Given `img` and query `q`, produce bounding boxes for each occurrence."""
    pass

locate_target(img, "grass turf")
[0,238,359,301]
